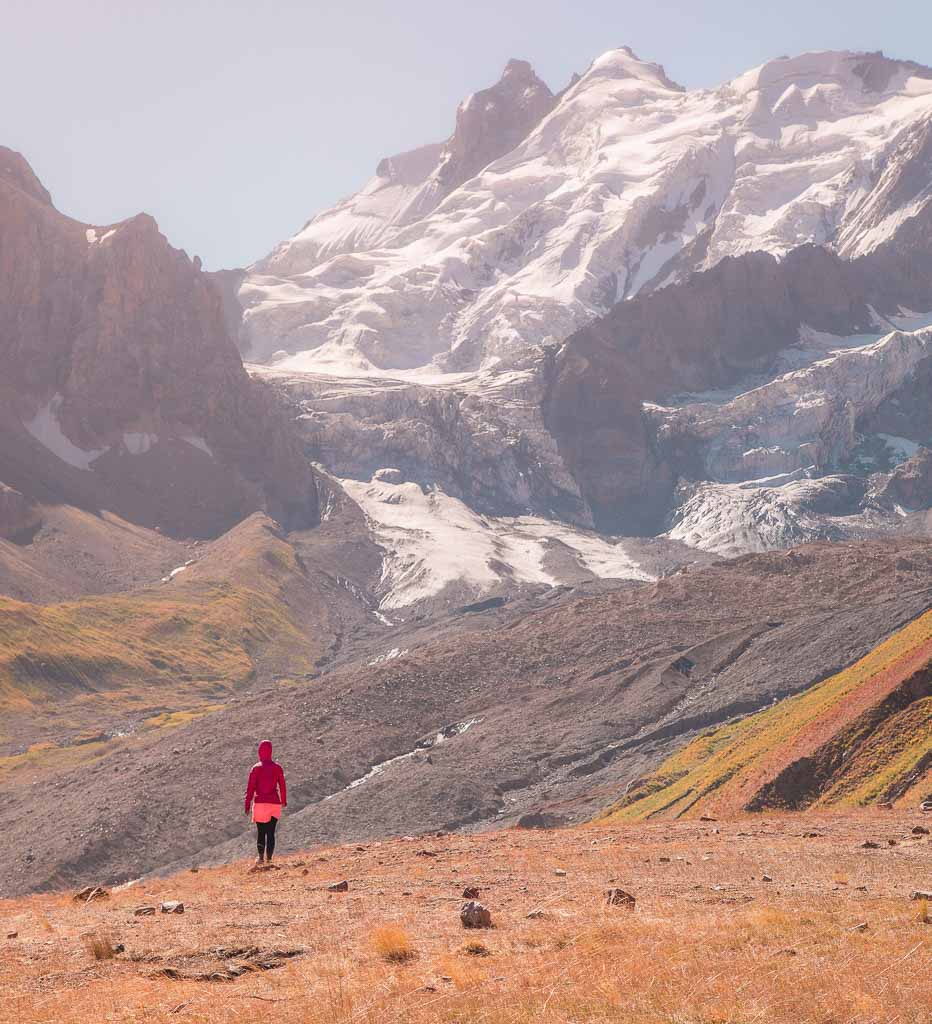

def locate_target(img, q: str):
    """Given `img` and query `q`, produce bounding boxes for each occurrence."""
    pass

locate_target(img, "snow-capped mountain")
[225,46,932,569]
[238,48,932,373]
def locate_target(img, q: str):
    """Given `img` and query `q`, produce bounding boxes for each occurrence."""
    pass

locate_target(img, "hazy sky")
[4,0,931,269]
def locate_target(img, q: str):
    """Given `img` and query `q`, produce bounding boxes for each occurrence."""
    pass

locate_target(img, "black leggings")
[256,816,278,859]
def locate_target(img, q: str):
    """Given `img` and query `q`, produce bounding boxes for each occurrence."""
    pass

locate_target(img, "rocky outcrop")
[431,59,555,200]
[0,484,41,541]
[0,147,318,538]
[874,449,932,509]
[544,244,932,533]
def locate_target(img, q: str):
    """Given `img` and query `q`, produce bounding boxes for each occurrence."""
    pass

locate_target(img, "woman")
[244,739,287,864]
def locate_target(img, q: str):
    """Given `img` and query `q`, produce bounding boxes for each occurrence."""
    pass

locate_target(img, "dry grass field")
[1,811,929,1023]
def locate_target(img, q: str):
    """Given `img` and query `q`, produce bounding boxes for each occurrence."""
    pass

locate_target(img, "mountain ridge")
[0,147,319,538]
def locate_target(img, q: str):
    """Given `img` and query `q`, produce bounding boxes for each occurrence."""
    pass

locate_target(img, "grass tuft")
[371,924,417,963]
[82,932,116,961]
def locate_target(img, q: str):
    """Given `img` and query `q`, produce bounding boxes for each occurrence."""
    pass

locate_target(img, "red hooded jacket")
[244,740,287,812]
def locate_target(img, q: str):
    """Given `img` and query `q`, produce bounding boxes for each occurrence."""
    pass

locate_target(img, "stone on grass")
[460,901,492,929]
[74,886,110,903]
[134,906,157,917]
[462,886,480,900]
[606,888,636,908]
[328,880,349,892]
[160,901,184,914]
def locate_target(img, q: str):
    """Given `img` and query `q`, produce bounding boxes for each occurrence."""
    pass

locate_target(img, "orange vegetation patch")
[731,637,932,812]
[0,812,929,1023]
[605,608,932,822]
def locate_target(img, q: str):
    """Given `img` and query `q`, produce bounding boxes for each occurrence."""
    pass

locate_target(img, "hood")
[258,740,273,762]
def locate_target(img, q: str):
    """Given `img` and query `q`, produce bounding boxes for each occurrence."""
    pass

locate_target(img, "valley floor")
[1,812,929,1023]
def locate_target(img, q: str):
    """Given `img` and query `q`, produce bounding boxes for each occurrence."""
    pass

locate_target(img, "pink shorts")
[252,803,282,823]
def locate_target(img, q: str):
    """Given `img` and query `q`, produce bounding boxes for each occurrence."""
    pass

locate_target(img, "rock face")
[545,243,932,535]
[0,147,318,538]
[0,484,41,541]
[256,360,588,524]
[874,449,932,509]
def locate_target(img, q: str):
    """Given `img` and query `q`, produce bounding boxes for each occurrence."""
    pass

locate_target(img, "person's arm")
[278,765,287,807]
[244,766,257,815]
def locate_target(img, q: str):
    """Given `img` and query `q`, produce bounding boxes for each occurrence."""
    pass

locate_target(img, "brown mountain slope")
[0,146,317,538]
[604,607,932,822]
[0,511,375,754]
[3,537,931,896]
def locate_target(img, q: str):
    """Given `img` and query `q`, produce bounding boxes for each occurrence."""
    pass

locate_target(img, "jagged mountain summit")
[255,58,557,281]
[237,48,932,373]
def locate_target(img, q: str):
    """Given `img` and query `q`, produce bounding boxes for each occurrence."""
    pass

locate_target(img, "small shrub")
[371,924,416,963]
[463,941,490,957]
[83,932,116,961]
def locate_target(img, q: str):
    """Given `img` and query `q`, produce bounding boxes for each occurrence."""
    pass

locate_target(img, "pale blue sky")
[4,0,930,269]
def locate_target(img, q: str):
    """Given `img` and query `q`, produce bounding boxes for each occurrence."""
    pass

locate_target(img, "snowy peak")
[252,60,555,283]
[240,44,932,371]
[728,49,932,105]
[581,46,684,92]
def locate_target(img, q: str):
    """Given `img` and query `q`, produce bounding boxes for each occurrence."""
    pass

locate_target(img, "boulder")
[516,811,565,830]
[73,886,109,903]
[160,901,184,914]
[605,888,636,908]
[460,901,492,929]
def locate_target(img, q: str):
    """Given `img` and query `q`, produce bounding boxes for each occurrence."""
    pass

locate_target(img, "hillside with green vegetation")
[603,607,932,822]
[0,514,328,743]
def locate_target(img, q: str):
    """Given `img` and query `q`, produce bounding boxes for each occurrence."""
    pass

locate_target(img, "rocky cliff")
[0,147,318,538]
[545,241,932,534]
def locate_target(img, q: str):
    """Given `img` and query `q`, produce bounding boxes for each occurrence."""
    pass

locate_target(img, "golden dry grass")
[0,811,929,1023]
[371,924,417,963]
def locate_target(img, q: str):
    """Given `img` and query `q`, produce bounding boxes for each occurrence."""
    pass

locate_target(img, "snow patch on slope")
[24,397,108,470]
[340,473,650,610]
